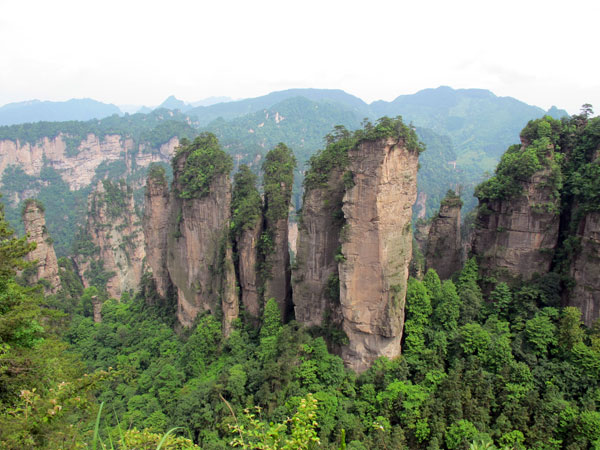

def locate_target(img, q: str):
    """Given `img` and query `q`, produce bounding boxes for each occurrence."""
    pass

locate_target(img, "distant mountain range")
[0,98,121,126]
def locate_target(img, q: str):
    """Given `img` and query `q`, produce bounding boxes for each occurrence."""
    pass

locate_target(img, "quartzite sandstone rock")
[293,168,345,327]
[569,211,600,326]
[472,169,560,283]
[425,195,462,280]
[236,220,262,319]
[167,154,235,328]
[75,180,145,299]
[143,172,171,299]
[22,201,61,294]
[339,138,419,372]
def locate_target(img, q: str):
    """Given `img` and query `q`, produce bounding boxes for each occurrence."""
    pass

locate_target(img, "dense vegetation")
[230,165,262,240]
[173,133,234,199]
[262,143,296,224]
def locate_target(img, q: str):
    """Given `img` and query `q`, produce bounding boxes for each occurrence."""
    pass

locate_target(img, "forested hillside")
[2,110,600,449]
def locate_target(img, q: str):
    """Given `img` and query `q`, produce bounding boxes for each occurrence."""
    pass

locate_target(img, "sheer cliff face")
[263,215,293,320]
[167,156,234,328]
[75,181,145,299]
[425,200,462,280]
[570,212,600,326]
[22,202,61,293]
[0,134,178,199]
[472,170,560,282]
[339,138,419,372]
[293,169,345,327]
[237,221,262,319]
[143,174,171,299]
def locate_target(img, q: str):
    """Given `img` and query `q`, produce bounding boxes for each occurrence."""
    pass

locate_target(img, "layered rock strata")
[22,200,61,293]
[0,134,178,197]
[425,194,462,280]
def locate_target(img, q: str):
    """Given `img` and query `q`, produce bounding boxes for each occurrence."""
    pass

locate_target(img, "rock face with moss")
[143,165,171,299]
[425,191,463,280]
[261,144,296,321]
[293,167,345,327]
[339,136,420,372]
[166,134,237,329]
[22,200,61,293]
[231,165,263,320]
[472,119,563,283]
[74,180,145,299]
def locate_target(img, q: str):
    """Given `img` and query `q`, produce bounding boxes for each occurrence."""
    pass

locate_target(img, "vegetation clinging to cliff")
[304,117,424,192]
[355,116,425,153]
[262,143,296,224]
[147,163,168,187]
[230,164,262,239]
[173,132,233,199]
[475,115,564,203]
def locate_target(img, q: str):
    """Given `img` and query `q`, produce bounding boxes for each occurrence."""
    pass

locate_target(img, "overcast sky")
[0,0,598,114]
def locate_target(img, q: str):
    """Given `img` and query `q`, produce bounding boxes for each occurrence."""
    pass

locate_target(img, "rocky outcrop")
[425,193,462,280]
[472,169,560,283]
[0,134,178,201]
[143,168,171,299]
[22,200,61,294]
[338,137,419,372]
[167,153,235,329]
[293,168,345,327]
[74,180,145,299]
[569,211,600,326]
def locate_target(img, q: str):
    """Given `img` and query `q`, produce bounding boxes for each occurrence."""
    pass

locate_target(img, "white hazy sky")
[0,0,598,114]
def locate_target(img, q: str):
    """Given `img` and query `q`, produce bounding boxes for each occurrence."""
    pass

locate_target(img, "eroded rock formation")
[22,200,61,293]
[261,144,295,321]
[74,180,145,299]
[425,192,462,280]
[167,165,232,328]
[143,168,171,299]
[569,211,600,326]
[236,221,262,319]
[293,168,345,327]
[472,169,560,283]
[339,138,419,372]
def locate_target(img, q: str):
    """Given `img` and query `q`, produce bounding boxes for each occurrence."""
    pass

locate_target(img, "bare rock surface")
[22,201,61,293]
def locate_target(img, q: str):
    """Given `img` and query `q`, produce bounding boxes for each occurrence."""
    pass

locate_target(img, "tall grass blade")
[156,427,183,450]
[92,402,104,450]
